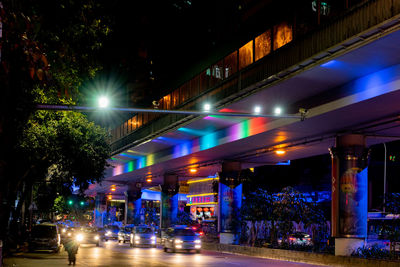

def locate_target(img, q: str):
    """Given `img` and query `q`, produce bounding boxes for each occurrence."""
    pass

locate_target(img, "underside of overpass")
[86,17,400,197]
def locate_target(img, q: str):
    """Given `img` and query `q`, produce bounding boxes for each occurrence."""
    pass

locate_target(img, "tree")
[241,189,274,246]
[0,0,112,249]
[175,211,194,225]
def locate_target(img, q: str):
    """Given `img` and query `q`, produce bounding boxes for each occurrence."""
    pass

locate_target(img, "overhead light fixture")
[111,187,116,191]
[274,107,282,115]
[203,103,211,112]
[107,195,112,200]
[254,106,261,114]
[275,150,286,155]
[146,178,152,183]
[189,168,198,174]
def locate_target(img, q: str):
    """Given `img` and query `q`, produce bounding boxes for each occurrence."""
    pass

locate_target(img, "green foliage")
[351,244,399,260]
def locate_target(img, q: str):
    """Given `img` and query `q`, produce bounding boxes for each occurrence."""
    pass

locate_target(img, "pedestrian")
[64,238,79,265]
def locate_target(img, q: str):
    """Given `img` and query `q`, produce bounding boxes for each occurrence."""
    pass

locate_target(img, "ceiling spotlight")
[274,107,282,115]
[189,168,198,174]
[107,195,112,200]
[146,178,152,183]
[203,103,211,112]
[254,106,261,114]
[275,150,286,155]
[111,187,116,191]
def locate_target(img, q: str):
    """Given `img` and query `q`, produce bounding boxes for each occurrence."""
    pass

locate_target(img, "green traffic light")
[68,200,73,205]
[80,201,84,206]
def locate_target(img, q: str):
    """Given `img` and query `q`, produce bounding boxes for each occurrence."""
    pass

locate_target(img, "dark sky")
[92,0,287,110]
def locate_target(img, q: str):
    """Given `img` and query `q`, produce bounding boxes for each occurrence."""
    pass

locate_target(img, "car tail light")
[199,232,204,236]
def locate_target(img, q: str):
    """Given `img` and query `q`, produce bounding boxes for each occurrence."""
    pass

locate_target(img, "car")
[118,226,133,243]
[28,223,61,252]
[130,226,156,248]
[279,232,312,246]
[74,227,101,246]
[104,225,120,241]
[163,227,201,253]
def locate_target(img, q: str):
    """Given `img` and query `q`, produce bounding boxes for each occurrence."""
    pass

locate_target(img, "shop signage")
[188,195,214,204]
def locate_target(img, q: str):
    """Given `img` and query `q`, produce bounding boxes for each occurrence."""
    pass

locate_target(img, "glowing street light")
[98,96,110,108]
[189,168,198,174]
[274,107,282,115]
[275,149,286,155]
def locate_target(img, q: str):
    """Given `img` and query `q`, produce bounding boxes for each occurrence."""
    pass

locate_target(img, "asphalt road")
[4,241,326,267]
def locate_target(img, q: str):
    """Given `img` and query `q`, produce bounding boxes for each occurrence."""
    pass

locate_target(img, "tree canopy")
[0,0,113,244]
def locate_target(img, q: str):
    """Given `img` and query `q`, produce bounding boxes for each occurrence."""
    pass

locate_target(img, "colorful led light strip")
[187,178,219,184]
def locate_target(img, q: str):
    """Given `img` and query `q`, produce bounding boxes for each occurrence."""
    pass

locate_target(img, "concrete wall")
[202,243,400,267]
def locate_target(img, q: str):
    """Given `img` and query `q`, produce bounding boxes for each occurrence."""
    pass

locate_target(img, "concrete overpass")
[86,0,400,256]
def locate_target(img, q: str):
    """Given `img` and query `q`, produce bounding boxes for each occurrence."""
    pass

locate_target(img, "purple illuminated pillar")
[160,174,179,229]
[218,161,242,245]
[330,134,369,256]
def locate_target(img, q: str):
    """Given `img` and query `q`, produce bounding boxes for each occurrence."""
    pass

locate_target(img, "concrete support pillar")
[218,161,242,245]
[160,174,179,229]
[124,182,142,225]
[330,134,369,256]
[94,193,106,227]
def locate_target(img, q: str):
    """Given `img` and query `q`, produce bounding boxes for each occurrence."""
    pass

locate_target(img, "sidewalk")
[202,243,400,267]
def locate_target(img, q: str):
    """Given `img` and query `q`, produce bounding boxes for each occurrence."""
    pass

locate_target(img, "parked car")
[104,225,120,241]
[74,227,101,246]
[130,226,156,248]
[118,226,134,243]
[163,227,201,253]
[28,223,61,252]
[278,232,312,246]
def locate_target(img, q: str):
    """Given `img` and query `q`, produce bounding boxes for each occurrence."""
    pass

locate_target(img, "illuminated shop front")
[187,177,219,222]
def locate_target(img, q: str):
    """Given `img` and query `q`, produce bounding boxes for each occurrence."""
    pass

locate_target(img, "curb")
[202,243,400,267]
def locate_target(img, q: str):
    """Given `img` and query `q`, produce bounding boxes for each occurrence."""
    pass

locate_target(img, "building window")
[223,51,238,78]
[239,40,254,70]
[273,22,293,50]
[255,30,272,61]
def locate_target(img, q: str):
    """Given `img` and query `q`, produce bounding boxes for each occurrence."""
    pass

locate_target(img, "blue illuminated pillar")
[160,174,179,229]
[330,134,369,256]
[124,182,142,225]
[94,193,106,227]
[218,161,242,245]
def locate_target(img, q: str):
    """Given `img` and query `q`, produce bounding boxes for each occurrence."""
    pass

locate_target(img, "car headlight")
[94,235,99,240]
[134,235,140,240]
[151,236,156,240]
[194,239,201,244]
[174,239,183,244]
[76,234,84,242]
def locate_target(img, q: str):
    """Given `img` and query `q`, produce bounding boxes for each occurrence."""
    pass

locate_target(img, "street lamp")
[98,96,110,108]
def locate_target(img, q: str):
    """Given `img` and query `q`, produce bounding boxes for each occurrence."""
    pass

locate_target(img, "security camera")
[152,100,160,109]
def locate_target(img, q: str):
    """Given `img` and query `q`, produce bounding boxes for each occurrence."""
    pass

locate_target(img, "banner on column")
[219,183,242,233]
[338,166,368,237]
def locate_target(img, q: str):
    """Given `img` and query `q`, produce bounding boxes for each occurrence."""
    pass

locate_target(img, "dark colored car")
[75,227,101,246]
[28,223,61,252]
[130,226,156,248]
[118,226,133,243]
[163,227,201,253]
[104,225,120,241]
